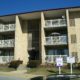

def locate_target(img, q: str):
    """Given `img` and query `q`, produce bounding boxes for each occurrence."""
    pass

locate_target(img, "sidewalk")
[0,70,44,79]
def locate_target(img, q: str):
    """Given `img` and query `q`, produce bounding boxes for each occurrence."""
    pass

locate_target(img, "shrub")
[62,63,68,69]
[67,63,80,69]
[27,60,40,68]
[77,63,80,69]
[8,60,23,69]
[72,63,78,69]
[45,63,55,68]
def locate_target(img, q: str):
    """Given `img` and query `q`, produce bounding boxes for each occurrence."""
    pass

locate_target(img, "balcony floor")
[44,26,67,31]
[45,44,68,48]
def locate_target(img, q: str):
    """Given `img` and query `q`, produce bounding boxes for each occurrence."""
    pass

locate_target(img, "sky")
[0,0,80,16]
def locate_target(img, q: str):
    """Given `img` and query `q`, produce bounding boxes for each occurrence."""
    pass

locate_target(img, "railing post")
[51,36,53,45]
[0,39,14,48]
[58,19,60,27]
[45,19,67,28]
[0,24,15,32]
[9,24,10,31]
[51,20,52,27]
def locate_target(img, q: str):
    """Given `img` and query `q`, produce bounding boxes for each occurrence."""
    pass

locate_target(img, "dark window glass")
[71,34,77,43]
[70,19,75,26]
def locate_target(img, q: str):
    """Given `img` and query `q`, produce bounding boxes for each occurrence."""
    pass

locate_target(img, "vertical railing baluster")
[45,19,66,27]
[0,39,14,48]
[0,24,15,32]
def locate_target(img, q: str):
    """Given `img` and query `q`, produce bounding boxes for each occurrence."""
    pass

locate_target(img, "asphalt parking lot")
[46,75,80,80]
[0,76,28,80]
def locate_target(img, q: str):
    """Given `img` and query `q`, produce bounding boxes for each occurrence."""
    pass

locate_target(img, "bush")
[8,60,23,69]
[46,63,55,68]
[67,63,80,69]
[77,63,80,69]
[72,63,78,69]
[62,63,68,69]
[27,60,40,68]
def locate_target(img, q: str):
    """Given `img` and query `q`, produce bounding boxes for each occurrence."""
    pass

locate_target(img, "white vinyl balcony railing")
[45,19,67,28]
[46,55,67,63]
[45,36,67,45]
[0,39,14,48]
[0,56,14,63]
[0,24,15,32]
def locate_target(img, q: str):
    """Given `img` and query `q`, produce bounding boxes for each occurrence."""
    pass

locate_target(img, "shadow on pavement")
[31,76,43,80]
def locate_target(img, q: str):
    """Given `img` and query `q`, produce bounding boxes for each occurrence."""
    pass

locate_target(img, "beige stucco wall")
[14,16,29,64]
[75,18,80,62]
[66,10,77,55]
[66,9,80,62]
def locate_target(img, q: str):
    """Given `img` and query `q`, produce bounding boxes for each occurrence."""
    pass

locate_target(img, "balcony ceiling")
[0,16,15,23]
[19,12,41,20]
[19,10,66,20]
[44,10,66,18]
[69,8,80,12]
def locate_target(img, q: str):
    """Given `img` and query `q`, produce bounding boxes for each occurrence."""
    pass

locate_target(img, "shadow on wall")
[27,50,40,68]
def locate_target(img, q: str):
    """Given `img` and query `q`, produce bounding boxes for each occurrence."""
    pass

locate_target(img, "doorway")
[28,49,39,61]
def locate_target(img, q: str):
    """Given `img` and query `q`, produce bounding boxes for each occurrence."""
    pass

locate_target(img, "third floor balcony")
[0,24,15,32]
[45,36,67,46]
[45,19,67,28]
[0,39,14,48]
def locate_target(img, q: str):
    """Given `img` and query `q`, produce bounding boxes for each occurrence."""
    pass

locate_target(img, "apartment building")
[0,8,80,64]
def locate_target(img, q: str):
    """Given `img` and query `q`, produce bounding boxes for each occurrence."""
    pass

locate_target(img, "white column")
[40,12,46,64]
[14,16,29,64]
[66,9,71,56]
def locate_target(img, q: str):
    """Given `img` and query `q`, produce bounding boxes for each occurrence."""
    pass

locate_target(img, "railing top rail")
[0,39,14,41]
[45,19,66,21]
[0,56,14,57]
[46,55,67,56]
[45,19,67,27]
[0,39,14,47]
[46,35,67,38]
[0,23,15,31]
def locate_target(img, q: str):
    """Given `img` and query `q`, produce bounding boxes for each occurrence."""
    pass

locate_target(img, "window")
[28,34,32,49]
[72,52,77,57]
[48,50,53,55]
[71,34,77,43]
[72,52,78,62]
[70,19,75,26]
[47,49,68,55]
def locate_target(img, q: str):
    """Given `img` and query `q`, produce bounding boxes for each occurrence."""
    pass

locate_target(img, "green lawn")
[27,67,80,76]
[0,65,15,72]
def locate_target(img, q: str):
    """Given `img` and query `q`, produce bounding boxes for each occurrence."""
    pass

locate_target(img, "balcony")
[0,39,14,48]
[45,36,67,46]
[0,24,15,32]
[0,56,14,63]
[46,55,67,63]
[45,19,67,28]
